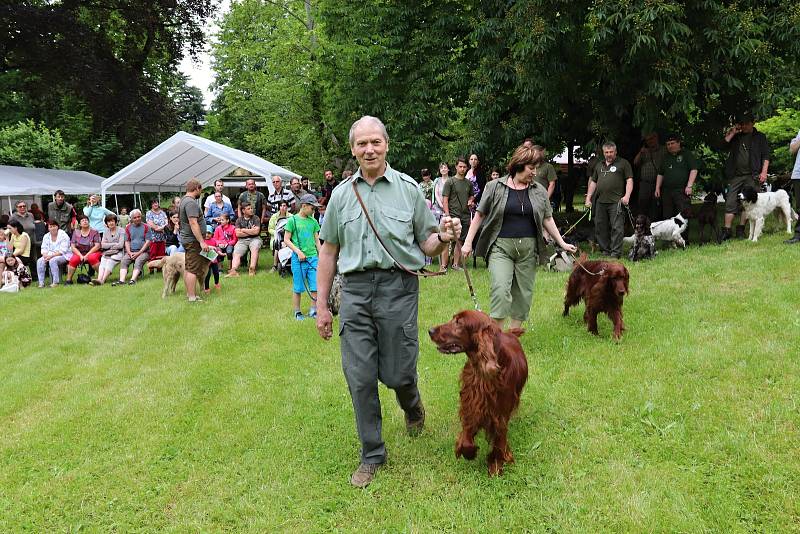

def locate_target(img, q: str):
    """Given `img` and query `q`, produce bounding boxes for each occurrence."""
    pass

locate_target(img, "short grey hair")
[348,115,389,147]
[602,141,617,150]
[130,209,143,218]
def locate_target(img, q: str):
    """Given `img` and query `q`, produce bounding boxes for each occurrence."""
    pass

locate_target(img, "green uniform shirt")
[285,214,320,257]
[659,149,698,190]
[591,157,633,203]
[442,176,472,219]
[533,162,557,190]
[320,163,438,274]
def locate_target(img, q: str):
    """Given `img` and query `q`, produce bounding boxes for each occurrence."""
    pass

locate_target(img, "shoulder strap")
[351,180,443,278]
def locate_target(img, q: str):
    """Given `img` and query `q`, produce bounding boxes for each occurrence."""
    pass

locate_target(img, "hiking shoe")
[719,228,732,243]
[350,462,383,488]
[451,265,463,271]
[294,311,305,321]
[405,401,425,437]
[785,236,800,244]
[188,296,204,303]
[89,279,101,286]
[128,279,136,285]
[308,308,317,318]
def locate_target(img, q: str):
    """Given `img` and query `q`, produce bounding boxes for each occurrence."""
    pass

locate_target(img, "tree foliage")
[756,107,800,175]
[0,120,77,169]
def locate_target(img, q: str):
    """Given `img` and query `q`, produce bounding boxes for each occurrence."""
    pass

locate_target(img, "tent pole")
[114,194,119,213]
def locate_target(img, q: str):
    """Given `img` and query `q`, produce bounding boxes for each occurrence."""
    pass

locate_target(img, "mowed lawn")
[1,225,799,531]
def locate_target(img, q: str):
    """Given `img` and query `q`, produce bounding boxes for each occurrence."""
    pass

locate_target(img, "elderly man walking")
[315,116,461,488]
[585,141,633,258]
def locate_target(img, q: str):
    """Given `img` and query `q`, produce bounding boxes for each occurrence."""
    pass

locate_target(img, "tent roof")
[101,131,300,195]
[0,165,112,196]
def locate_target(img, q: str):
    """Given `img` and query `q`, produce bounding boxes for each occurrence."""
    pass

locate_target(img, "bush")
[0,119,77,169]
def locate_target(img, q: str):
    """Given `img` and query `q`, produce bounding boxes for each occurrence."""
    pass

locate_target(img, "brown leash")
[569,253,606,276]
[352,180,445,278]
[462,263,481,310]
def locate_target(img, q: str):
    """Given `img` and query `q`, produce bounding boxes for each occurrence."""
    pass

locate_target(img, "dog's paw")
[456,442,478,460]
[488,458,504,476]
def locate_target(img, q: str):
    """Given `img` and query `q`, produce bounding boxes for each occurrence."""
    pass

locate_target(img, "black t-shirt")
[498,187,537,238]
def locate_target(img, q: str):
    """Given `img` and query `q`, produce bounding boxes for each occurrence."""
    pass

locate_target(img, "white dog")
[738,185,798,242]
[625,213,688,249]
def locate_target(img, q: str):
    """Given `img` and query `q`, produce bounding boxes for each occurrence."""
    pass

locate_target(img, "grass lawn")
[2,221,799,532]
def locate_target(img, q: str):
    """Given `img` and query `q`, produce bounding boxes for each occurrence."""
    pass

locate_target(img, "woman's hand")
[561,243,578,254]
[461,242,473,258]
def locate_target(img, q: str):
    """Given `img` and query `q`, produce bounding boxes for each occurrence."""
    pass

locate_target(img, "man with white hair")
[585,141,633,258]
[315,115,461,488]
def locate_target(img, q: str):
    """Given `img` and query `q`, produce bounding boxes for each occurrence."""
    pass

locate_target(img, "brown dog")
[563,254,629,340]
[429,310,528,476]
[148,253,186,298]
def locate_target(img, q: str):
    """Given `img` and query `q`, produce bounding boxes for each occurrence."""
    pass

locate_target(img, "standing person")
[171,196,182,212]
[489,167,501,181]
[267,175,293,215]
[721,111,771,241]
[36,220,72,287]
[237,178,268,224]
[466,153,485,203]
[283,194,322,320]
[655,134,698,237]
[9,201,35,244]
[585,142,634,258]
[7,220,32,268]
[65,214,101,284]
[442,157,474,271]
[633,132,666,220]
[83,194,113,235]
[118,207,130,227]
[301,176,314,196]
[418,168,434,205]
[320,170,339,206]
[287,177,308,213]
[531,145,558,200]
[784,130,800,244]
[146,199,168,261]
[115,209,150,285]
[90,214,126,286]
[461,144,576,329]
[226,202,262,276]
[179,179,210,302]
[314,115,461,488]
[202,179,232,211]
[432,162,451,271]
[47,190,76,234]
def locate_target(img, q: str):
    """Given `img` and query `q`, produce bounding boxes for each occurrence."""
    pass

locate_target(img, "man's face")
[244,205,254,217]
[132,213,143,225]
[55,193,65,205]
[215,181,224,192]
[246,180,256,192]
[324,170,334,181]
[290,179,301,192]
[666,140,681,155]
[272,177,282,190]
[350,122,388,175]
[603,147,617,162]
[644,134,659,148]
[455,162,468,176]
[301,178,309,189]
[738,121,754,134]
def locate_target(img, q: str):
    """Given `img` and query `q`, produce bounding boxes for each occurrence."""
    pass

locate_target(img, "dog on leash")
[738,185,798,242]
[627,214,656,261]
[695,192,719,244]
[148,253,186,298]
[650,212,689,248]
[563,254,629,340]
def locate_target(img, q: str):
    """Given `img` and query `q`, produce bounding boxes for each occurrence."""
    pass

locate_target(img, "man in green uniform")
[721,111,770,241]
[655,133,698,221]
[315,116,461,488]
[585,142,633,258]
[442,157,474,270]
[531,145,558,200]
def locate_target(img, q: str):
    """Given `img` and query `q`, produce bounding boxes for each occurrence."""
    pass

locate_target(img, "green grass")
[2,227,800,532]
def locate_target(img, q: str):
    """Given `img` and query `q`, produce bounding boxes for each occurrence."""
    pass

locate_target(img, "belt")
[343,267,402,278]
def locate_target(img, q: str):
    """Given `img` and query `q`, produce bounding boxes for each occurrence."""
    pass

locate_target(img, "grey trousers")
[339,269,421,464]
[594,201,625,256]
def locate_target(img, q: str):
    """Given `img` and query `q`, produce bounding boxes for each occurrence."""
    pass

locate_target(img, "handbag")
[76,264,92,284]
[1,271,19,292]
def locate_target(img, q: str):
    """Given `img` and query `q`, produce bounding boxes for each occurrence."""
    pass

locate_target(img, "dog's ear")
[474,325,500,377]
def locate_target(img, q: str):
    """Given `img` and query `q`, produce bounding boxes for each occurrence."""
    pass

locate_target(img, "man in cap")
[721,111,770,241]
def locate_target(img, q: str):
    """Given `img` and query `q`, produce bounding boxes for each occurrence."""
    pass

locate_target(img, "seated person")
[268,200,290,271]
[91,213,126,286]
[36,219,72,287]
[0,226,11,279]
[205,191,235,229]
[212,212,237,261]
[165,211,184,256]
[8,220,32,268]
[226,201,261,277]
[113,209,150,286]
[2,254,32,289]
[66,214,101,285]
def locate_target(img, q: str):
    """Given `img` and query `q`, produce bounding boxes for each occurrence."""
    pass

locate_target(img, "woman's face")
[10,225,19,235]
[517,164,536,183]
[16,203,27,214]
[80,218,90,229]
[491,171,500,180]
[107,219,117,230]
[49,224,59,235]
[469,154,479,168]
[170,214,179,225]
[152,202,161,211]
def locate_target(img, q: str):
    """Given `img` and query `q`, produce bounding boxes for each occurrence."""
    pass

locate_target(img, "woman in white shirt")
[36,220,72,287]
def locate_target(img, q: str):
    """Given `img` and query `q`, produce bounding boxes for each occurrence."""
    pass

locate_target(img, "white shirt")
[204,193,232,210]
[40,229,72,258]
[791,129,800,180]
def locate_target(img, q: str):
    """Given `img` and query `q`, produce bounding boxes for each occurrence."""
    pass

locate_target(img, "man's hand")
[316,308,333,340]
[654,188,661,198]
[684,185,693,196]
[461,242,472,258]
[585,196,592,208]
[201,241,209,252]
[621,195,630,206]
[758,171,767,183]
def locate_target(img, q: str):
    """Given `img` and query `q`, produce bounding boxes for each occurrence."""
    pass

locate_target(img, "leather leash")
[462,264,481,310]
[352,180,445,278]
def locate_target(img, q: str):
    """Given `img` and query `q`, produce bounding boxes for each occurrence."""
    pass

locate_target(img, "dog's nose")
[428,327,437,338]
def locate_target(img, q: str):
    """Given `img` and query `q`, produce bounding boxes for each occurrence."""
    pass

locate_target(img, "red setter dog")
[428,310,528,476]
[563,255,630,340]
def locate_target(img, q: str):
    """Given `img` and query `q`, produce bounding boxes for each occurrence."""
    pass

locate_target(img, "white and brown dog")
[738,185,798,242]
[148,253,186,298]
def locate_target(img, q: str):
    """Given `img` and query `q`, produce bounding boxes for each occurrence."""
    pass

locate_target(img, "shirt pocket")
[341,208,363,245]
[379,206,413,243]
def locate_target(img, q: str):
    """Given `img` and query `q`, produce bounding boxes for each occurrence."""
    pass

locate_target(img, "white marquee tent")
[100,132,300,204]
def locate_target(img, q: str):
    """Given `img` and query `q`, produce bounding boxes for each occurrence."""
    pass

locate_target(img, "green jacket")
[474,177,552,264]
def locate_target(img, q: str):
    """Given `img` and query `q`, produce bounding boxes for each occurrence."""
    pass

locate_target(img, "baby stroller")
[273,218,293,277]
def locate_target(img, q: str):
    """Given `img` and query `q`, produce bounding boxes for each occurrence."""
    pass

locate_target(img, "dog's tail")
[147,257,167,270]
[506,328,525,338]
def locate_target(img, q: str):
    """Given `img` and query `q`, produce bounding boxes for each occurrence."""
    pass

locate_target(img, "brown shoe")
[405,401,425,437]
[350,462,383,488]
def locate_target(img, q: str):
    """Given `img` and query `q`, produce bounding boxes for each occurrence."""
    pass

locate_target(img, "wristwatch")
[437,232,450,243]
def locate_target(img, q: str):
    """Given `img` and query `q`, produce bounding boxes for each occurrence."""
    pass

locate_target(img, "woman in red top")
[66,213,101,284]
